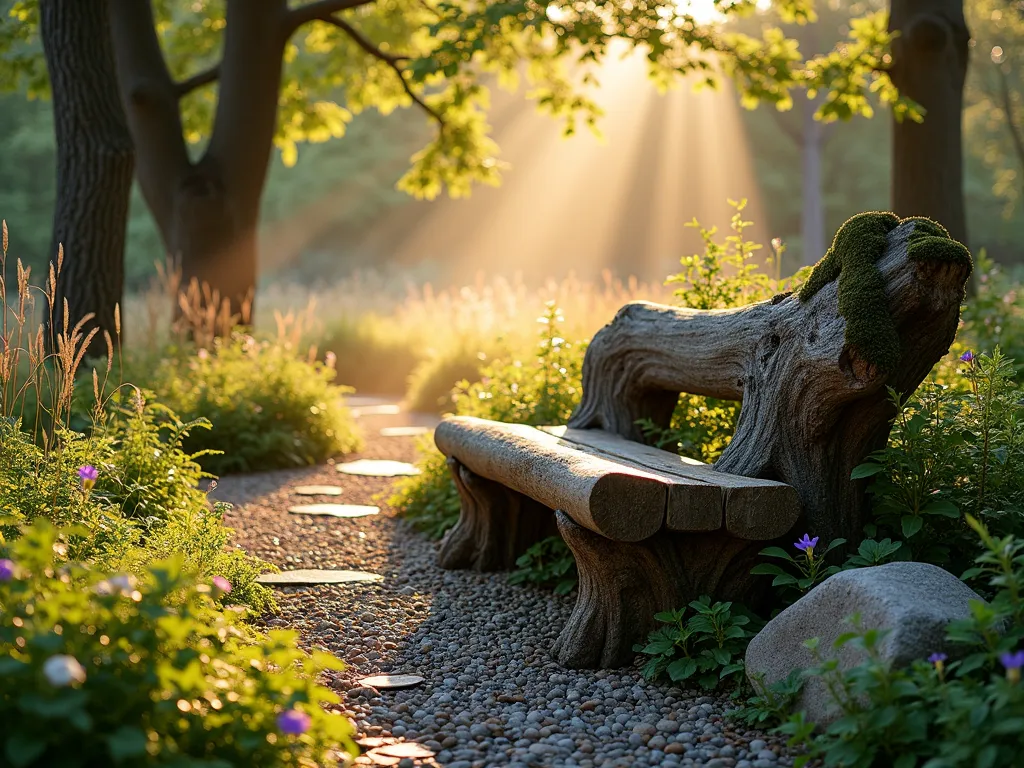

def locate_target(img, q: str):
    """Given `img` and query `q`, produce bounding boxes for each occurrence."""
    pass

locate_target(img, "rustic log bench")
[433,213,972,669]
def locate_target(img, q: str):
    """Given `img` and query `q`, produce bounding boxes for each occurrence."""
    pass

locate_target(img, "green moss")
[798,213,972,372]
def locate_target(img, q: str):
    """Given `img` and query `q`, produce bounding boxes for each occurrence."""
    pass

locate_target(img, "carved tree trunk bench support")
[434,215,971,669]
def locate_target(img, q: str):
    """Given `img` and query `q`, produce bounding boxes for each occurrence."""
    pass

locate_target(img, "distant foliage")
[508,536,578,595]
[0,519,355,768]
[125,334,361,475]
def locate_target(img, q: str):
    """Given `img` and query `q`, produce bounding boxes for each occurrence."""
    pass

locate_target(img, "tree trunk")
[801,99,826,266]
[39,0,134,358]
[109,0,287,325]
[888,0,970,245]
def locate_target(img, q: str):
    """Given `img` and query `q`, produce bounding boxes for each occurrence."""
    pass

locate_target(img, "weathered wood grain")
[435,416,669,542]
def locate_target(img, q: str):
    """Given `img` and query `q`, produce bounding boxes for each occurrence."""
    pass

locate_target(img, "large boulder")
[745,561,984,724]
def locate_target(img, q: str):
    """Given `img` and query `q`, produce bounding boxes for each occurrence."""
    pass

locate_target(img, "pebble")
[220,428,796,768]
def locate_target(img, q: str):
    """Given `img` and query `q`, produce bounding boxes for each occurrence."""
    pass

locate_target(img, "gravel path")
[215,400,797,768]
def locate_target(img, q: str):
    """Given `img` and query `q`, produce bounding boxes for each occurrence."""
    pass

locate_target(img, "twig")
[175,64,220,98]
[285,0,378,35]
[317,14,444,126]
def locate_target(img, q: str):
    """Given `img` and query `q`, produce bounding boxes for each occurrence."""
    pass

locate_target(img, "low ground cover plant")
[759,516,1024,768]
[1,223,355,764]
[0,519,355,767]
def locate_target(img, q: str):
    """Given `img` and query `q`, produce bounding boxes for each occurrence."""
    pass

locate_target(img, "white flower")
[43,655,86,687]
[94,573,136,597]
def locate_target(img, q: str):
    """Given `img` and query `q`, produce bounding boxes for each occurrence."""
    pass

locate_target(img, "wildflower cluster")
[0,519,353,765]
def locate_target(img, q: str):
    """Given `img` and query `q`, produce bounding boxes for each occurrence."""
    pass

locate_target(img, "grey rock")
[745,561,984,724]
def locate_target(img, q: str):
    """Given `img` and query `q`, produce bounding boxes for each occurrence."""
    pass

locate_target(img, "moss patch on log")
[798,212,972,373]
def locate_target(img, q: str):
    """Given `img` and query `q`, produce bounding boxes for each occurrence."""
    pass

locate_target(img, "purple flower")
[0,559,14,581]
[1000,650,1024,683]
[960,350,975,363]
[212,576,232,594]
[277,709,311,735]
[794,534,819,553]
[78,465,98,490]
[928,652,948,664]
[1000,650,1024,670]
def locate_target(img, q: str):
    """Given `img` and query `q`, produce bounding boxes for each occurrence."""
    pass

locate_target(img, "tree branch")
[284,0,377,35]
[175,63,220,98]
[317,14,443,126]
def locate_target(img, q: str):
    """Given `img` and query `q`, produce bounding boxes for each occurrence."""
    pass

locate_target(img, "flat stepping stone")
[361,752,400,766]
[350,404,401,417]
[292,485,344,496]
[357,674,424,690]
[337,460,421,477]
[376,743,435,759]
[379,426,430,437]
[256,569,382,586]
[288,504,379,518]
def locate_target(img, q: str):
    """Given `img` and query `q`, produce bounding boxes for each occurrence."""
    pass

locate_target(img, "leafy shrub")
[960,251,1024,374]
[0,519,355,768]
[125,334,361,475]
[729,670,804,729]
[387,439,461,540]
[850,348,1024,578]
[391,303,585,540]
[634,596,756,690]
[772,515,1024,768]
[508,535,577,595]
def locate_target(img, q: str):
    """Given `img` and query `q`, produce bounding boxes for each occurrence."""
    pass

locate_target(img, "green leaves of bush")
[508,535,577,595]
[392,303,586,544]
[635,597,755,690]
[0,519,355,767]
[124,334,361,475]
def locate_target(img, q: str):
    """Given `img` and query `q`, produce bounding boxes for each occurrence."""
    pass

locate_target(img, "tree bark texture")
[40,0,134,358]
[888,0,971,245]
[108,0,289,322]
[569,219,971,550]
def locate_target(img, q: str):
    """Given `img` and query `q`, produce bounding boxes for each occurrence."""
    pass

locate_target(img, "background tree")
[888,0,971,245]
[965,0,1024,218]
[39,0,133,356]
[3,0,908,328]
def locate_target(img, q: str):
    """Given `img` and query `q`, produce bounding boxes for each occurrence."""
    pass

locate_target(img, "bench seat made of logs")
[435,415,800,548]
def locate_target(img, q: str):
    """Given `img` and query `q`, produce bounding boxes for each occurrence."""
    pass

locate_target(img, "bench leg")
[437,457,558,572]
[551,511,766,669]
